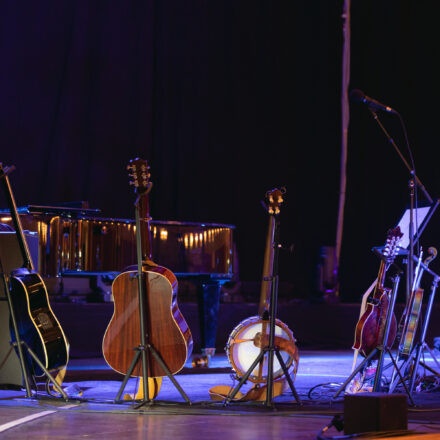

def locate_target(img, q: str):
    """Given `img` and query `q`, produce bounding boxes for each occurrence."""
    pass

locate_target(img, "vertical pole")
[335,0,351,291]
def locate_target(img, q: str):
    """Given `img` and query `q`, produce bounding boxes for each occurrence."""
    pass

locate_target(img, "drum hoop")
[226,316,296,383]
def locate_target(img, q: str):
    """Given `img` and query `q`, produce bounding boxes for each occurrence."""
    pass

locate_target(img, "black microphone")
[350,89,397,114]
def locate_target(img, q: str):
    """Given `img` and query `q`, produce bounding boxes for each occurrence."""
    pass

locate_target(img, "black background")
[1,1,439,302]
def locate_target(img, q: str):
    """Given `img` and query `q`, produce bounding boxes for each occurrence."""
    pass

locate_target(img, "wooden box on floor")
[344,393,407,435]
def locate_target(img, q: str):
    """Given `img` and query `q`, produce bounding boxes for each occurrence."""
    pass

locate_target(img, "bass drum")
[226,316,298,384]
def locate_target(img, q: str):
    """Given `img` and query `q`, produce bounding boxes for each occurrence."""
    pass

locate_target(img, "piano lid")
[0,206,236,279]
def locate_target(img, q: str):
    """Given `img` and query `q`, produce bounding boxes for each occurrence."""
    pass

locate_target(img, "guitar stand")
[332,271,415,406]
[389,274,440,396]
[113,197,190,407]
[223,217,301,408]
[114,341,191,407]
[1,270,68,400]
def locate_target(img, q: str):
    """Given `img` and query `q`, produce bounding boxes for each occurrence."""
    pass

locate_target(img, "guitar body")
[9,269,69,376]
[102,265,193,377]
[353,287,397,358]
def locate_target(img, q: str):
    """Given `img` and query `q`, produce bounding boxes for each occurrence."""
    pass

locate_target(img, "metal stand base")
[114,344,191,406]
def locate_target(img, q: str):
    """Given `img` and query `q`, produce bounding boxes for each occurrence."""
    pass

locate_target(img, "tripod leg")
[265,344,275,407]
[148,344,191,404]
[332,349,378,400]
[373,273,401,392]
[423,343,440,372]
[408,277,439,394]
[388,356,411,393]
[2,273,32,397]
[385,348,415,406]
[24,343,68,400]
[224,349,265,405]
[274,349,301,404]
[115,349,141,402]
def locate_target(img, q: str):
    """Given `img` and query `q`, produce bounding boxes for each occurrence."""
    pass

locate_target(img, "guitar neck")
[373,260,387,294]
[136,191,153,264]
[258,215,276,317]
[0,166,33,271]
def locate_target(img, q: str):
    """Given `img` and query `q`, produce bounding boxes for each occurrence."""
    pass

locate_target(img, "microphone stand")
[367,107,433,302]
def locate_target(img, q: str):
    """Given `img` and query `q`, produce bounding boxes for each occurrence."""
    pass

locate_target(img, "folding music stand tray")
[395,199,439,252]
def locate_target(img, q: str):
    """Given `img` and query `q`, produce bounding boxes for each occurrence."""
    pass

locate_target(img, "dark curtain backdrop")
[1,1,439,302]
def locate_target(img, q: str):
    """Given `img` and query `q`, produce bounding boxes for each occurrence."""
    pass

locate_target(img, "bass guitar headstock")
[127,158,152,195]
[264,187,286,215]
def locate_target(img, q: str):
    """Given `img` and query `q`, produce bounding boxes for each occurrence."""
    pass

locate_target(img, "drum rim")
[226,316,296,383]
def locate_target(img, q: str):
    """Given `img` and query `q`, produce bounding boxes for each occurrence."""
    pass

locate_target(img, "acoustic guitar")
[102,158,193,389]
[0,163,69,377]
[352,226,403,358]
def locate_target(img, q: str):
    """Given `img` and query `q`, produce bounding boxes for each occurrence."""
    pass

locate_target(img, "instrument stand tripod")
[389,270,440,396]
[0,266,68,400]
[223,216,301,408]
[332,268,415,406]
[114,196,190,408]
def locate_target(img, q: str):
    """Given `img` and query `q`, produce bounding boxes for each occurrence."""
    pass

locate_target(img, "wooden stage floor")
[1,350,440,439]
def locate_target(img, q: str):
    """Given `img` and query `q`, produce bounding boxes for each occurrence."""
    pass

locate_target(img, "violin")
[398,246,437,358]
[353,227,403,358]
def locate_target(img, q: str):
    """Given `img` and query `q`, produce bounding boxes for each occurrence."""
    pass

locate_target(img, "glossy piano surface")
[0,205,235,279]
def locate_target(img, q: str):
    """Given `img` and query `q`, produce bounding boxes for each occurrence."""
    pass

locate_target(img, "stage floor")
[1,350,440,439]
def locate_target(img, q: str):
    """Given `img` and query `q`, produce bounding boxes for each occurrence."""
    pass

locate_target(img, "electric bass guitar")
[0,163,69,377]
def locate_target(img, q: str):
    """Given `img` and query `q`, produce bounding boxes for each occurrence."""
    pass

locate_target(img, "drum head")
[227,317,295,383]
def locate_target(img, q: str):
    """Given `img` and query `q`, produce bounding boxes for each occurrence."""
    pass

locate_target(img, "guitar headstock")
[383,226,404,262]
[127,158,152,195]
[265,187,286,215]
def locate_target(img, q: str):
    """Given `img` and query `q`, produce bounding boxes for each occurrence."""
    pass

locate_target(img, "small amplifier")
[344,393,407,435]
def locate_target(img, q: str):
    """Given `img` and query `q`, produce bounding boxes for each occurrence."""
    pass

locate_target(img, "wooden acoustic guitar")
[102,158,193,392]
[0,163,69,377]
[352,226,403,358]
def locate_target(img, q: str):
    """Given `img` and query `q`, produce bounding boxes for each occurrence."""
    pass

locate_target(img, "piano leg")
[196,280,221,357]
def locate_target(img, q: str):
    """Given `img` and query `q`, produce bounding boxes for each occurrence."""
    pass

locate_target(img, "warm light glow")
[0,216,11,222]
[190,233,194,247]
[160,228,168,240]
[184,234,189,248]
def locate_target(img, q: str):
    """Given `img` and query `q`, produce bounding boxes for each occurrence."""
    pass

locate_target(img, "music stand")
[395,200,439,251]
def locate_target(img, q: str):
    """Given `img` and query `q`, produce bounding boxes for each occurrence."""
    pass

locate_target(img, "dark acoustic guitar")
[352,226,403,358]
[0,163,69,377]
[102,158,193,380]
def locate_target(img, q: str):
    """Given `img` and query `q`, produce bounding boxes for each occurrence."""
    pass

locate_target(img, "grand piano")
[0,204,236,356]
